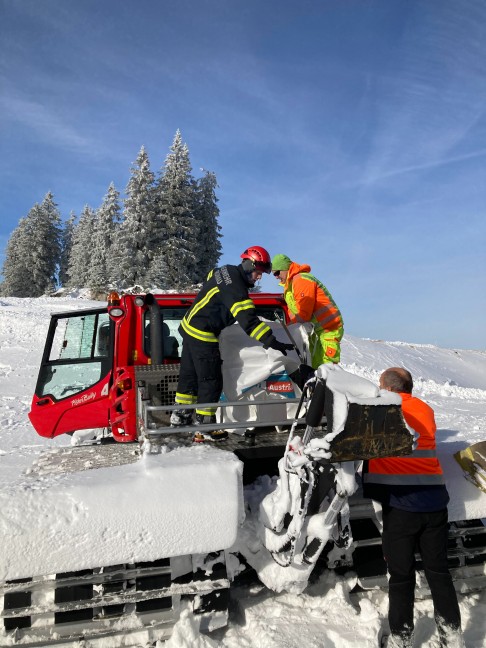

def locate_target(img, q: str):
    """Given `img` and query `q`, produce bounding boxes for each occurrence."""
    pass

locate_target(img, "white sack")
[219,321,310,397]
[219,322,309,430]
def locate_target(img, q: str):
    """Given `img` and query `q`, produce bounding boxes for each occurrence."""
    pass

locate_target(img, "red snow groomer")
[29,291,297,444]
[2,292,483,647]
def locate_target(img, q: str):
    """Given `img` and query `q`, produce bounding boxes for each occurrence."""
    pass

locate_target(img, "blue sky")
[1,0,485,350]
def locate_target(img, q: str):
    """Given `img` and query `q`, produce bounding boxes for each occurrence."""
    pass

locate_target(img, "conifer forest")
[0,131,222,297]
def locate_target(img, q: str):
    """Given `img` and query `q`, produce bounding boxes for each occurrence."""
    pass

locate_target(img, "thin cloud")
[355,2,486,189]
[0,90,93,153]
[360,147,486,185]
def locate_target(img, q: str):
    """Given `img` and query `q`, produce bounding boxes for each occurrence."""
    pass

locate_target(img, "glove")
[265,339,294,355]
[289,364,315,389]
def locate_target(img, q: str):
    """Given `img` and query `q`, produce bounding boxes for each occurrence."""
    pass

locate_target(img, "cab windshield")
[36,310,112,400]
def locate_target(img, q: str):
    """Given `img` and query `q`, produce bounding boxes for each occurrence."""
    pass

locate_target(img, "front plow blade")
[454,441,486,493]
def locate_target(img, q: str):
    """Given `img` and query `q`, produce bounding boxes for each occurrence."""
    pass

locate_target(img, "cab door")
[29,308,113,438]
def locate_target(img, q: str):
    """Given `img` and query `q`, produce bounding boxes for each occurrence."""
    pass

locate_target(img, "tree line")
[0,131,222,298]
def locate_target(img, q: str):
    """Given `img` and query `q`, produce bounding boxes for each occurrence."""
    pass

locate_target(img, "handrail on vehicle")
[137,389,316,437]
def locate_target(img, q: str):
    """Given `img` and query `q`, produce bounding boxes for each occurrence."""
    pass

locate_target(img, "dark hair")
[380,367,413,394]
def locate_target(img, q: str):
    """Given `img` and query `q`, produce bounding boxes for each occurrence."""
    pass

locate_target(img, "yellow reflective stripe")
[206,269,214,280]
[186,286,220,324]
[182,285,220,342]
[175,393,197,405]
[181,318,218,342]
[230,299,254,317]
[250,321,271,340]
[196,408,217,416]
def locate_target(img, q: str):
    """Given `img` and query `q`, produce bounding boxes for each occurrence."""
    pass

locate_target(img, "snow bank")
[342,334,486,391]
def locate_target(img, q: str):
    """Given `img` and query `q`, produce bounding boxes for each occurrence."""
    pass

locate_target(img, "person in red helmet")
[171,246,293,437]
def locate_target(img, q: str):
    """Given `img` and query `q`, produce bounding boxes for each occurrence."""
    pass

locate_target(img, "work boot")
[170,409,193,427]
[193,414,228,441]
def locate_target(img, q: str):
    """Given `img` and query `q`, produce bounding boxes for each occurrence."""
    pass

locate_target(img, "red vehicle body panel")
[29,293,288,442]
[30,375,111,438]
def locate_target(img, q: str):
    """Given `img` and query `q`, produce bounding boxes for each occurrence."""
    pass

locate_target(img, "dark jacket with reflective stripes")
[180,264,276,346]
[363,392,449,512]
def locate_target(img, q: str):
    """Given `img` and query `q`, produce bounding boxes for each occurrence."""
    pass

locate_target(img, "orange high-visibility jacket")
[364,393,445,486]
[283,262,343,333]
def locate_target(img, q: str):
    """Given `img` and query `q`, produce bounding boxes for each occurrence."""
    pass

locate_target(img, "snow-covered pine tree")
[67,205,96,289]
[194,170,222,282]
[144,248,171,291]
[59,212,76,288]
[0,216,33,296]
[88,183,121,295]
[155,130,198,289]
[111,147,160,290]
[28,192,62,296]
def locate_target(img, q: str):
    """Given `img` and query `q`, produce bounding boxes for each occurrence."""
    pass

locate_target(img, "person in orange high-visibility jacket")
[363,368,462,648]
[271,254,343,368]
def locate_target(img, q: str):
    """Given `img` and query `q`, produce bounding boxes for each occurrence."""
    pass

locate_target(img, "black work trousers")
[382,506,461,638]
[176,333,223,416]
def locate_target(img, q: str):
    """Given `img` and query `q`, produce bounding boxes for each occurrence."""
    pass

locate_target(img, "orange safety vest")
[364,393,445,486]
[283,262,343,333]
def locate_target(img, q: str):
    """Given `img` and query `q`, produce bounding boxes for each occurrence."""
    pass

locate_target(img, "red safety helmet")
[240,246,272,274]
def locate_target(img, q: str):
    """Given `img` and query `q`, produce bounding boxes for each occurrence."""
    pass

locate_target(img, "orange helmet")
[240,246,271,274]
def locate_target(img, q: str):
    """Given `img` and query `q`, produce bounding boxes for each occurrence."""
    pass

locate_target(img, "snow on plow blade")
[299,364,414,463]
[325,399,412,462]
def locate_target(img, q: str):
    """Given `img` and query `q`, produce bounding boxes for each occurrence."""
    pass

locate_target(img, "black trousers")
[176,333,223,416]
[382,506,461,638]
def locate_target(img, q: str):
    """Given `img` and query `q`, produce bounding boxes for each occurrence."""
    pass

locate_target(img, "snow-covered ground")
[0,296,485,647]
